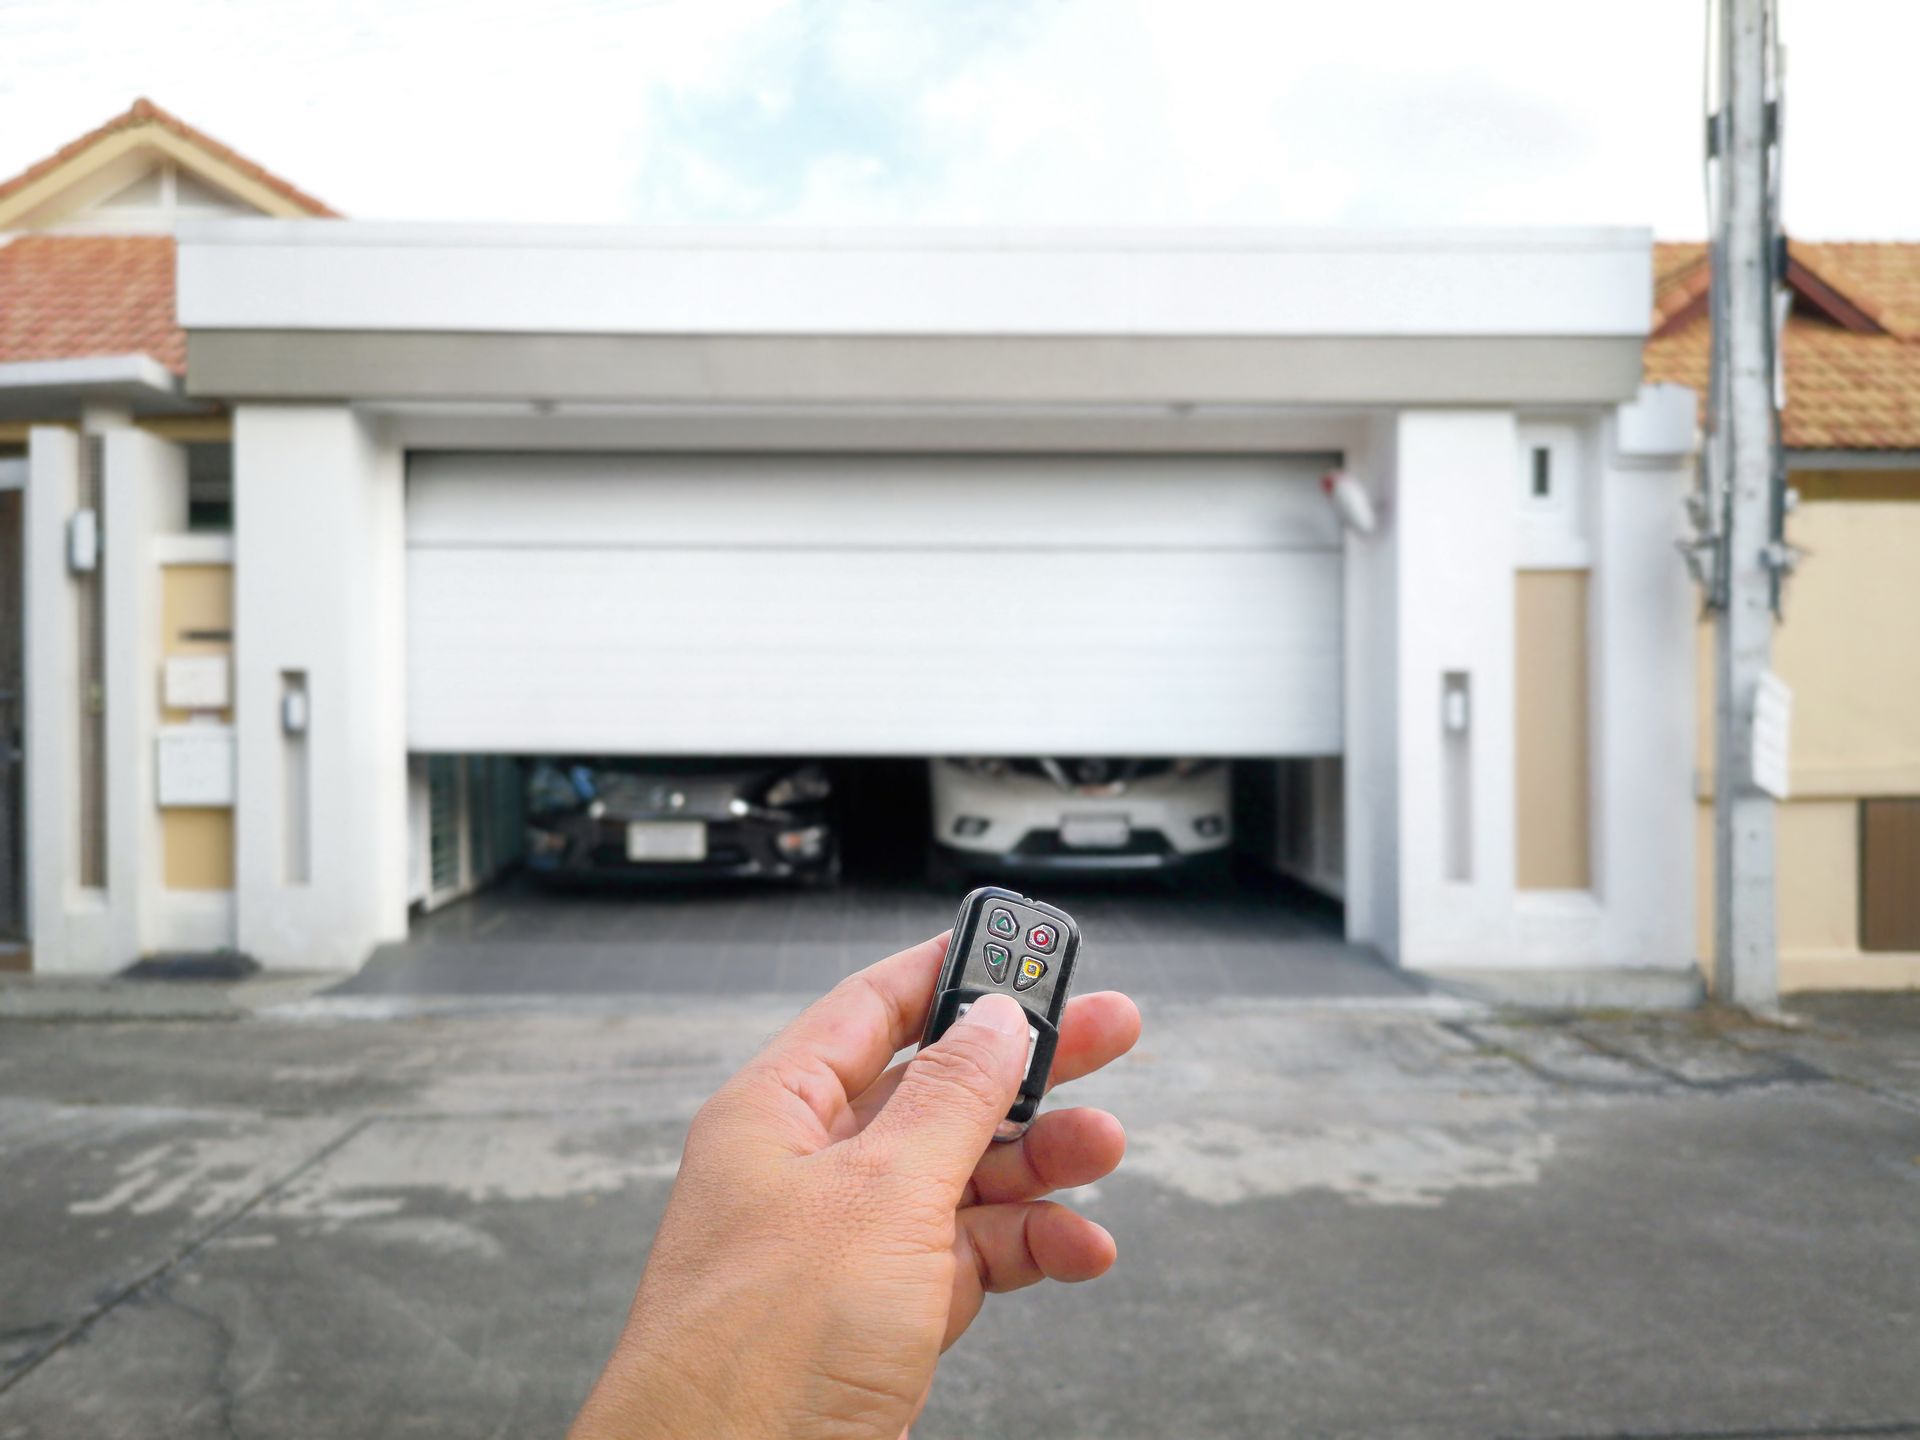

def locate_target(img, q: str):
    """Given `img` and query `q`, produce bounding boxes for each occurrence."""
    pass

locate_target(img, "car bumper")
[526,814,835,883]
[937,832,1225,876]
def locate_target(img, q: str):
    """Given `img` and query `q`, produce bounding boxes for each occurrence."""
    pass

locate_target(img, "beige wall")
[1694,476,1920,991]
[160,563,234,890]
[1515,570,1591,889]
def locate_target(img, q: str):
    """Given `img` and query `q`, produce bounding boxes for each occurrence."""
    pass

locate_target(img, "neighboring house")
[0,99,335,964]
[3,102,1707,997]
[1644,242,1920,992]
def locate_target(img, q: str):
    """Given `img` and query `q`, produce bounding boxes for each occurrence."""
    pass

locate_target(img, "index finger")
[749,930,951,1110]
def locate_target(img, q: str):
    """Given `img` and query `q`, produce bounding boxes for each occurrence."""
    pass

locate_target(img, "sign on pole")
[1751,672,1792,802]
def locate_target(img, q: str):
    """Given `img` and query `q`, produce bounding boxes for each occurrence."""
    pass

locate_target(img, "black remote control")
[921,886,1081,1141]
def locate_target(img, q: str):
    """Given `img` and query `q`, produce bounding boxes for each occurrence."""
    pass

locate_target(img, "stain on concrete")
[1124,1108,1557,1207]
[260,1117,683,1229]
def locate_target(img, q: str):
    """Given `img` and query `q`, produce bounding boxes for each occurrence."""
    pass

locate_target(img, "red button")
[1027,924,1057,953]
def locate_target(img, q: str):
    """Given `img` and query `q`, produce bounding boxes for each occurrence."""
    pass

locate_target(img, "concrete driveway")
[2,987,1918,1439]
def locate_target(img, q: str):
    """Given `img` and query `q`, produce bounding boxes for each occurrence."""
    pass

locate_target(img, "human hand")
[569,929,1142,1440]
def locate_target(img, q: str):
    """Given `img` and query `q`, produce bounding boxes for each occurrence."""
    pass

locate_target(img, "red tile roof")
[0,97,338,218]
[0,235,184,374]
[1645,240,1920,451]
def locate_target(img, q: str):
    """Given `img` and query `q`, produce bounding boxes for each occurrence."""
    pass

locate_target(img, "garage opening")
[356,450,1407,998]
[371,748,1396,1001]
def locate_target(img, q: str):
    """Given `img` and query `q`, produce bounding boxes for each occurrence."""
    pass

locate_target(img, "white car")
[930,758,1231,878]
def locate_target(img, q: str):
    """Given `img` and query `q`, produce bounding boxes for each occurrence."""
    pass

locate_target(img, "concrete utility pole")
[1708,0,1785,1009]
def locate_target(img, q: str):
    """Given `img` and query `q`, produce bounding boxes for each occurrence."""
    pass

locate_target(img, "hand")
[569,930,1141,1440]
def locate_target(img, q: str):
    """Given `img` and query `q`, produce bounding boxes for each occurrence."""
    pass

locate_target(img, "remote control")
[921,886,1081,1141]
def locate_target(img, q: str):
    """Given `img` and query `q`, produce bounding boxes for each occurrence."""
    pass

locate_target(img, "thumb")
[857,993,1029,1196]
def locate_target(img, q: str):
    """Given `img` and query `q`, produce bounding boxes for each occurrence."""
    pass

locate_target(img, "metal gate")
[0,475,24,939]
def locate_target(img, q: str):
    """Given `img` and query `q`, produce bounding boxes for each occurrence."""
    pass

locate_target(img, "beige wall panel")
[1774,497,1920,793]
[160,564,233,723]
[1781,953,1920,992]
[1776,799,1859,958]
[1515,570,1591,890]
[162,807,234,890]
[160,563,234,888]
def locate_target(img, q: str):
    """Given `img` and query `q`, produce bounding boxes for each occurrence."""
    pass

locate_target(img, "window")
[1530,446,1553,500]
[1861,799,1920,952]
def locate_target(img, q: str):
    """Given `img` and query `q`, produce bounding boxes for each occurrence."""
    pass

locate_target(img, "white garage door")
[406,452,1343,756]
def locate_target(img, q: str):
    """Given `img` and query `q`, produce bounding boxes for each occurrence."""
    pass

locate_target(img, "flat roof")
[177,220,1653,341]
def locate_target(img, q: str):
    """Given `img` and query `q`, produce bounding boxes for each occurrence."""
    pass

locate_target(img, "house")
[3,103,1705,996]
[1645,242,1920,991]
[0,99,335,965]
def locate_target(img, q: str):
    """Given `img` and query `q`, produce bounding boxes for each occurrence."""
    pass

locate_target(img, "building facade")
[1645,242,1920,992]
[4,105,1708,992]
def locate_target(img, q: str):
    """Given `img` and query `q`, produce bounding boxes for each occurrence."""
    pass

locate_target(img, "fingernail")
[958,993,1028,1037]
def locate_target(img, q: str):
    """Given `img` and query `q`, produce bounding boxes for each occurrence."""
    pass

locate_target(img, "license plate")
[626,821,707,862]
[1060,814,1130,849]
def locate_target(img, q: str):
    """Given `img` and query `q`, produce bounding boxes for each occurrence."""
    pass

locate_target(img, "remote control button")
[987,907,1019,939]
[981,943,1011,983]
[1014,955,1047,992]
[1026,923,1058,954]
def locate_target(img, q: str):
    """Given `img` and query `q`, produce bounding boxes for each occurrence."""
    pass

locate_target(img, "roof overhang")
[178,221,1655,408]
[0,353,208,420]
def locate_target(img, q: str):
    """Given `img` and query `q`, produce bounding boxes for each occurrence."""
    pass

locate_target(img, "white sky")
[1,0,1914,238]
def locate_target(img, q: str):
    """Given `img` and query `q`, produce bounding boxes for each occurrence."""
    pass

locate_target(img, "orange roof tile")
[1645,240,1920,451]
[0,97,339,218]
[0,235,183,374]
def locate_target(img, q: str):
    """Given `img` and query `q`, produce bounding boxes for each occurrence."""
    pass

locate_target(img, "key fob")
[921,886,1081,1142]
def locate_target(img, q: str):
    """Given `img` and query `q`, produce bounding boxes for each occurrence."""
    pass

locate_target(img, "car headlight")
[527,761,587,817]
[763,767,831,809]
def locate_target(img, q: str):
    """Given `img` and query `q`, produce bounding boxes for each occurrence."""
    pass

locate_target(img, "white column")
[1592,384,1698,970]
[1393,409,1520,971]
[21,427,184,971]
[23,427,85,970]
[102,430,188,962]
[233,405,408,970]
[1341,411,1402,961]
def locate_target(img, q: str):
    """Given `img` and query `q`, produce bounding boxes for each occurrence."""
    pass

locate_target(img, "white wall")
[1393,411,1520,969]
[1585,388,1697,970]
[1385,391,1697,975]
[24,428,91,969]
[233,405,408,969]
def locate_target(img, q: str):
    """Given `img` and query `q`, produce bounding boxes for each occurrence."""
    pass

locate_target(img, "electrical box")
[156,725,236,807]
[163,655,231,711]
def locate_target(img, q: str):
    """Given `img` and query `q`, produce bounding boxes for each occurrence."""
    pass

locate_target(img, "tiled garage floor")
[335,873,1421,1000]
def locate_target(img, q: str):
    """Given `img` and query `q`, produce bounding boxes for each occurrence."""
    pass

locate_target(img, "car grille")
[591,772,747,819]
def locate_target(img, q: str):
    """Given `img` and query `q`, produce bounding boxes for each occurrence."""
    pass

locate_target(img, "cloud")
[0,0,1914,237]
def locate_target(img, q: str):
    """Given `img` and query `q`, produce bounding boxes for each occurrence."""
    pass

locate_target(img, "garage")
[150,223,1696,984]
[403,451,1344,757]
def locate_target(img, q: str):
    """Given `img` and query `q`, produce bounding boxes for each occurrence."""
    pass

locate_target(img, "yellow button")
[1021,958,1044,979]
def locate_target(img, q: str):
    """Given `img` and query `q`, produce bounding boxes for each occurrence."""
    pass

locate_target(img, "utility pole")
[1704,0,1788,1009]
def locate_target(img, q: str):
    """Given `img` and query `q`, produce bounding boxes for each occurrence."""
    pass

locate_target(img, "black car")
[523,758,839,886]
